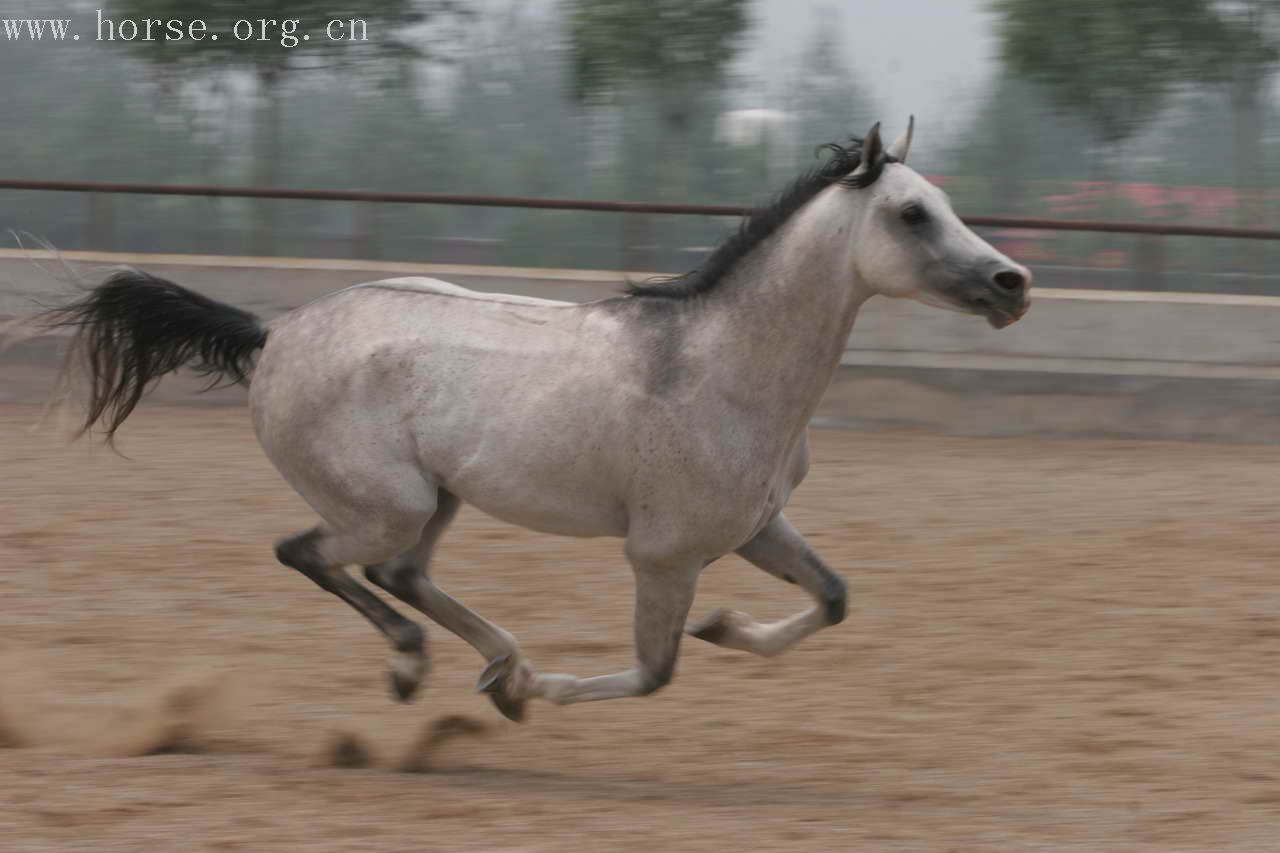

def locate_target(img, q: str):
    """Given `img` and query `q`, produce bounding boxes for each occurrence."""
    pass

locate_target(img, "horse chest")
[627,430,808,553]
[741,434,810,538]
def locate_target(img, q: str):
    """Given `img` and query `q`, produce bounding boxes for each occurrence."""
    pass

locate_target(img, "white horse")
[37,120,1030,722]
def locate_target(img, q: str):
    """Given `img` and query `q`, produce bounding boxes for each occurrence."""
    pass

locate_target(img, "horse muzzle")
[974,291,1030,329]
[967,264,1031,329]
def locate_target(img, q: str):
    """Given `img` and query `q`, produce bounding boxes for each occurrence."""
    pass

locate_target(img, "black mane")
[625,138,891,300]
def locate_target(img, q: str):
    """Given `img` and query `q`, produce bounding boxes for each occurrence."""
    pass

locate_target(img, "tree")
[996,0,1279,272]
[108,1,464,252]
[946,72,1095,213]
[993,0,1216,148]
[1190,2,1279,235]
[789,15,874,163]
[566,0,751,197]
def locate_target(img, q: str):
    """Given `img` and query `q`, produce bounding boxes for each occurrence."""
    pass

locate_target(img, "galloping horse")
[36,120,1030,722]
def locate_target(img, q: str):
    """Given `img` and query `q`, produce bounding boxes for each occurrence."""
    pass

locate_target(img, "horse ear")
[848,121,884,180]
[887,115,914,163]
[862,121,884,164]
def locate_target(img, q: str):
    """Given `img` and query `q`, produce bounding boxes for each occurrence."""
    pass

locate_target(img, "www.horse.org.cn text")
[1,12,370,48]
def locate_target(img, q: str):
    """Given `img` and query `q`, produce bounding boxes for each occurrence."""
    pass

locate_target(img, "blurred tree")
[947,73,1094,213]
[566,0,751,198]
[567,0,749,129]
[997,0,1278,271]
[993,0,1216,149]
[108,0,466,252]
[789,15,874,158]
[1191,1,1279,237]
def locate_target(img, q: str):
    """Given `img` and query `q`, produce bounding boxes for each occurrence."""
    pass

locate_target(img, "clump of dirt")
[90,669,240,757]
[0,655,49,749]
[397,714,490,773]
[0,703,28,748]
[326,729,375,769]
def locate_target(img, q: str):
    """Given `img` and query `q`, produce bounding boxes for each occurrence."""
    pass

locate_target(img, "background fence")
[3,179,1279,295]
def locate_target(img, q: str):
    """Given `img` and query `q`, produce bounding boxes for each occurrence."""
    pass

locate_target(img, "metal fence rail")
[4,177,1279,293]
[2,177,1278,241]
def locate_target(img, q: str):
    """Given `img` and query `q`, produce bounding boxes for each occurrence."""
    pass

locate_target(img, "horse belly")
[459,486,628,538]
[439,428,629,537]
[409,368,633,539]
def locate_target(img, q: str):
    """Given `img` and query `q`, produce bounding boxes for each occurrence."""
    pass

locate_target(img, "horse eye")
[901,203,928,225]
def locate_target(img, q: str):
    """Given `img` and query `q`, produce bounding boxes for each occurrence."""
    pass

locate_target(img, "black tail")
[39,269,267,441]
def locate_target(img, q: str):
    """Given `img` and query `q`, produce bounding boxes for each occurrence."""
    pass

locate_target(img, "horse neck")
[703,196,872,421]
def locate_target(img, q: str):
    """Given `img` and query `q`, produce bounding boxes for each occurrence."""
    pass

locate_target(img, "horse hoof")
[487,691,527,723]
[476,654,527,723]
[476,654,511,694]
[390,651,425,703]
[390,671,419,703]
[687,608,733,644]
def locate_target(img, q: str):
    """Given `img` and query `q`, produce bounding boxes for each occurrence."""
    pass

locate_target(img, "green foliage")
[566,0,750,122]
[7,1,1278,278]
[105,0,455,81]
[788,18,874,154]
[945,73,1094,215]
[993,0,1222,143]
[1190,1,1280,82]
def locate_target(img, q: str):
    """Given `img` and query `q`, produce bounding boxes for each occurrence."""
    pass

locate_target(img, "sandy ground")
[4,403,1280,851]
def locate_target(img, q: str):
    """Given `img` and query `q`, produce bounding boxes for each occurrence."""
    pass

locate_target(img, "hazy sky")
[741,0,997,132]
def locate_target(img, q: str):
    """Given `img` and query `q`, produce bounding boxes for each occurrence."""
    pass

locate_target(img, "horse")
[33,119,1030,722]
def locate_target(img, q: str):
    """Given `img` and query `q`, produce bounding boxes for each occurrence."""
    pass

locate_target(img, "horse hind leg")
[362,489,528,721]
[368,496,704,714]
[275,512,432,703]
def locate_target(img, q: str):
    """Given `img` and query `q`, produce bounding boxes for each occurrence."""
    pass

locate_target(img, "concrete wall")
[4,249,1279,442]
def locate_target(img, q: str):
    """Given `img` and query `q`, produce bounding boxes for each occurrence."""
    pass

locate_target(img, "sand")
[3,403,1280,851]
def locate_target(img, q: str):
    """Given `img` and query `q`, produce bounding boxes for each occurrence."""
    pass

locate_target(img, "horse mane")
[624,137,892,300]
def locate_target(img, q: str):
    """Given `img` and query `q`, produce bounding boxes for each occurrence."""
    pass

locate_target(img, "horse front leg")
[488,555,701,706]
[686,513,847,657]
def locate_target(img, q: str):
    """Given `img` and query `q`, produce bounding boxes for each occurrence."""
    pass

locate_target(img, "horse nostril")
[992,270,1025,294]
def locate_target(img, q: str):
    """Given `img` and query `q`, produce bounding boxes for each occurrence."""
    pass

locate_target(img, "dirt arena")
[3,402,1280,851]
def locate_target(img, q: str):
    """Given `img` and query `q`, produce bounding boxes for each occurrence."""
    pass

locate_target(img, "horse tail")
[39,269,267,441]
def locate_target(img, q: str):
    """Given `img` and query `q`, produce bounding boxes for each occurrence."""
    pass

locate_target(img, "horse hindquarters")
[249,324,445,701]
